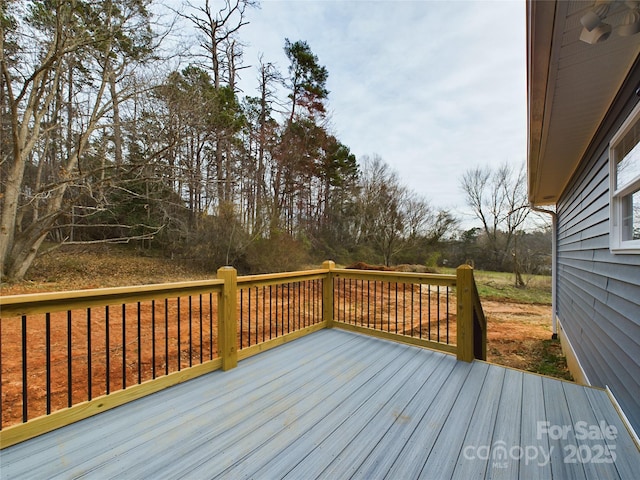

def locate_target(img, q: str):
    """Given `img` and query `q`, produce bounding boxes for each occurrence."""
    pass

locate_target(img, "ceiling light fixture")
[580,22,612,43]
[579,0,640,44]
[581,2,612,31]
[618,4,640,36]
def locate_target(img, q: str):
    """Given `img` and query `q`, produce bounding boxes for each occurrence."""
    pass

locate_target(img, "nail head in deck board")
[1,329,638,479]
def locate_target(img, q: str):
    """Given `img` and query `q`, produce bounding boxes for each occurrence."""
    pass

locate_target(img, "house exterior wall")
[556,75,640,434]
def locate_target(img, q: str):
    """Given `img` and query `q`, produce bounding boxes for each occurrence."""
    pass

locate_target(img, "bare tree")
[185,0,254,206]
[185,0,254,89]
[356,155,415,266]
[460,162,530,275]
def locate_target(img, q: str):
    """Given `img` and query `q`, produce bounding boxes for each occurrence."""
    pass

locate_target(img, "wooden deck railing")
[0,263,485,448]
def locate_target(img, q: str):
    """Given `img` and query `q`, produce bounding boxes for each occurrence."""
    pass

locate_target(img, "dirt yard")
[483,300,567,376]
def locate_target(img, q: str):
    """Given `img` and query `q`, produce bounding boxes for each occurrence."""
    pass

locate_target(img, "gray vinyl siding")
[556,98,640,434]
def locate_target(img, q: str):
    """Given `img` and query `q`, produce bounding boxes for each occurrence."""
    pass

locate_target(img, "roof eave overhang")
[527,0,562,207]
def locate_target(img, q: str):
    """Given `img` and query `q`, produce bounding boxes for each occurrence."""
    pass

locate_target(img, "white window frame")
[610,101,640,254]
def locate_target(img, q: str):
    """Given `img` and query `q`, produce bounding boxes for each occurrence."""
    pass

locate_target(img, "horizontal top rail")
[0,279,225,317]
[236,269,328,288]
[331,268,457,287]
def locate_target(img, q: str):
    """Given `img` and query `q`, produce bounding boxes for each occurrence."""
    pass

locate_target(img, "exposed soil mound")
[346,262,395,271]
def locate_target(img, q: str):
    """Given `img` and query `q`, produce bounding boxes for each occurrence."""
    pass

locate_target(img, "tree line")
[0,0,549,282]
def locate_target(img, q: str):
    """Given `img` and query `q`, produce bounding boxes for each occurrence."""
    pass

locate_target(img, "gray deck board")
[583,386,640,478]
[452,363,507,479]
[543,376,587,480]
[421,361,492,477]
[520,373,552,479]
[1,328,639,479]
[484,368,523,480]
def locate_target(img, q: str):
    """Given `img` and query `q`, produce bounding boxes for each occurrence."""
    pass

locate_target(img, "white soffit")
[528,0,640,205]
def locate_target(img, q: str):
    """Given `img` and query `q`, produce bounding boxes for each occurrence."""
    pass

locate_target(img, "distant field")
[439,267,552,305]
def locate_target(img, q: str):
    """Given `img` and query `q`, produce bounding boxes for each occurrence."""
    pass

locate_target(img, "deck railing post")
[217,266,238,370]
[322,260,335,328]
[456,265,474,362]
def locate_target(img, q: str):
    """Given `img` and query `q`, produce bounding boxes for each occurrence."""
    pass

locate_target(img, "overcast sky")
[194,0,527,224]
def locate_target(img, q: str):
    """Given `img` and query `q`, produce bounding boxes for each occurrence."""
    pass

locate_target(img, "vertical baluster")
[411,284,415,337]
[286,283,290,334]
[319,279,322,324]
[340,279,344,324]
[177,297,181,371]
[255,287,259,345]
[106,306,110,394]
[209,293,213,360]
[67,311,72,407]
[297,282,301,331]
[387,282,391,332]
[137,302,142,383]
[164,298,169,375]
[362,280,371,328]
[446,286,450,344]
[22,315,27,423]
[188,296,192,367]
[428,284,432,341]
[87,308,92,401]
[152,300,156,379]
[248,288,252,347]
[240,289,244,349]
[374,281,378,330]
[302,281,306,328]
[352,279,356,325]
[46,312,51,414]
[402,284,406,335]
[122,304,127,389]
[262,287,266,343]
[419,283,423,339]
[199,294,203,364]
[437,286,441,343]
[276,284,280,337]
[395,283,399,334]
[360,279,364,327]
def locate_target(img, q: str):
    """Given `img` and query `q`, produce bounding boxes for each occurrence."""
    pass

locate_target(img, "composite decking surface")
[1,328,639,479]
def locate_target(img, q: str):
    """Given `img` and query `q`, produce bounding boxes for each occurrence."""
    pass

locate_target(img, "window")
[610,101,640,253]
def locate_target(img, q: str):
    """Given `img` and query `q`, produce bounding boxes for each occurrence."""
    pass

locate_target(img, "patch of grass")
[439,268,551,305]
[531,339,573,381]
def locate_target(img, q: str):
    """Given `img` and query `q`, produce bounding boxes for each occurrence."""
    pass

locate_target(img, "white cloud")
[237,0,526,223]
